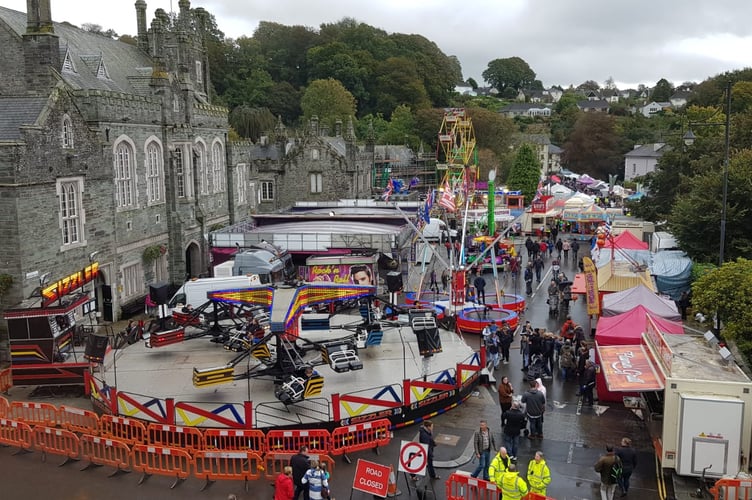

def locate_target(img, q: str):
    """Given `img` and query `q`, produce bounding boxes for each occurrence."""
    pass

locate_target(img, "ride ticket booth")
[597,315,752,479]
[2,263,100,388]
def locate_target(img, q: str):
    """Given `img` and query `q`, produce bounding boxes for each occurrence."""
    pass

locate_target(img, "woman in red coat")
[275,465,295,500]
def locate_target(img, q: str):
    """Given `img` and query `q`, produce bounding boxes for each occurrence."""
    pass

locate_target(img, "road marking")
[567,442,575,464]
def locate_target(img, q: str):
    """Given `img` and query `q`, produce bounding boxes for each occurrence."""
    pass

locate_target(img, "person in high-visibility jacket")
[487,447,511,486]
[500,464,529,500]
[527,450,552,496]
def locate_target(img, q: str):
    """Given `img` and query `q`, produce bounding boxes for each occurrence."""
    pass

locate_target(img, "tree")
[562,113,623,179]
[481,57,536,93]
[81,23,117,38]
[577,80,600,92]
[466,106,516,158]
[603,76,616,90]
[652,78,674,102]
[380,105,418,147]
[467,78,478,89]
[372,57,431,118]
[253,21,319,89]
[668,148,752,263]
[506,144,540,204]
[691,258,752,358]
[307,42,373,110]
[300,79,357,131]
[228,106,276,141]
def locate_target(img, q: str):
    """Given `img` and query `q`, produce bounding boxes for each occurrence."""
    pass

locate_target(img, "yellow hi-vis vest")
[527,459,551,493]
[488,453,510,485]
[501,471,529,500]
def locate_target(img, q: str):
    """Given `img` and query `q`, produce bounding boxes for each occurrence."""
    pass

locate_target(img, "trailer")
[597,315,752,479]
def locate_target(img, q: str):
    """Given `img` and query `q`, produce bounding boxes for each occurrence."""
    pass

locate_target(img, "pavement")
[1,244,681,499]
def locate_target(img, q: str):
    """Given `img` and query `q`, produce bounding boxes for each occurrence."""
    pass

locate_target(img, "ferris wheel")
[437,108,477,201]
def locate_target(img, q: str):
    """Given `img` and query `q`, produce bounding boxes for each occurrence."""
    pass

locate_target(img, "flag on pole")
[382,178,394,201]
[438,182,456,212]
[423,189,433,224]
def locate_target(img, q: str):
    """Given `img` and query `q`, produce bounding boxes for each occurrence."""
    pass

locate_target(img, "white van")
[168,275,261,309]
[421,220,457,241]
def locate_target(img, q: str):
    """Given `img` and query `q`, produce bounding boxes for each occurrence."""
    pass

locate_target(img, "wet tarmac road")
[0,249,666,499]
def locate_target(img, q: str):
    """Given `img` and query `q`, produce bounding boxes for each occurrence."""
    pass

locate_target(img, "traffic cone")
[387,465,402,497]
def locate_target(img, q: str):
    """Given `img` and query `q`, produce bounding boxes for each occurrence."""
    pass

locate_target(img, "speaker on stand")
[84,334,109,363]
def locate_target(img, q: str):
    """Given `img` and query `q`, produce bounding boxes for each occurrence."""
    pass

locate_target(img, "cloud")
[4,0,752,89]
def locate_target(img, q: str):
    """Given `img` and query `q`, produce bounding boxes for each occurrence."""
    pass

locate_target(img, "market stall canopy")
[596,306,684,343]
[578,204,608,221]
[550,175,562,183]
[597,261,655,293]
[578,174,596,185]
[549,183,572,195]
[602,285,681,320]
[604,231,648,250]
[597,344,665,392]
[651,251,693,301]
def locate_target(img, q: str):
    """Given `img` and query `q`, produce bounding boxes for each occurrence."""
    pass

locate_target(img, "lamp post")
[487,169,496,236]
[682,80,732,266]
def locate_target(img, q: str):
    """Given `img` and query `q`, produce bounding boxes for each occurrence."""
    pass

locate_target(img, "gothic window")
[62,115,74,149]
[212,142,225,193]
[195,61,203,85]
[310,173,322,193]
[145,142,163,204]
[58,179,83,246]
[114,141,135,208]
[261,181,274,201]
[174,148,186,198]
[236,164,247,204]
[311,149,319,160]
[195,143,209,194]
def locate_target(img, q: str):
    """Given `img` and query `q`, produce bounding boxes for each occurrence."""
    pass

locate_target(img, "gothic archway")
[185,241,202,280]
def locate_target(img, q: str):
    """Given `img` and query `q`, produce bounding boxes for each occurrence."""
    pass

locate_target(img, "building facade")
[0,1,242,362]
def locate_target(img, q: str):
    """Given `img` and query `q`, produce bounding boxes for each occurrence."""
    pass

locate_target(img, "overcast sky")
[5,0,752,89]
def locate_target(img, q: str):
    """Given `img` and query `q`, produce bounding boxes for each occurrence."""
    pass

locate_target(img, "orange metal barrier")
[0,395,9,418]
[204,428,266,453]
[32,425,80,465]
[0,417,33,452]
[10,401,58,427]
[264,452,335,481]
[330,418,391,461]
[446,473,500,500]
[710,477,752,500]
[99,415,147,446]
[193,449,263,491]
[59,405,100,435]
[146,423,205,453]
[0,367,11,393]
[79,434,132,475]
[529,494,555,500]
[266,428,330,455]
[131,443,193,489]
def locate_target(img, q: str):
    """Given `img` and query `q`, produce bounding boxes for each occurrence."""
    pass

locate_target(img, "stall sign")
[42,262,99,307]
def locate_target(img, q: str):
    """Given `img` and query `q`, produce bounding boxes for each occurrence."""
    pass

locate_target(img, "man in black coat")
[502,401,526,460]
[290,445,310,500]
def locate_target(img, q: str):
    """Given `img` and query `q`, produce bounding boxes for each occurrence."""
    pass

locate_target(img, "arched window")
[145,142,163,204]
[212,142,225,193]
[310,173,322,193]
[195,143,209,194]
[114,142,135,208]
[62,115,74,149]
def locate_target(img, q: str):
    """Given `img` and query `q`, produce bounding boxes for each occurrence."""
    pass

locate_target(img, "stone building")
[0,0,244,362]
[230,117,373,213]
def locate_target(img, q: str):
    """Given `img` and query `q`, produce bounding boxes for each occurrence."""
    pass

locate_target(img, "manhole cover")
[436,434,460,446]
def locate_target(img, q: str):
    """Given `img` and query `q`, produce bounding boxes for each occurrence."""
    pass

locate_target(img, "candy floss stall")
[597,315,752,479]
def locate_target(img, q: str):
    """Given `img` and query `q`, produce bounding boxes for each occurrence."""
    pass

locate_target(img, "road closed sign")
[352,459,391,497]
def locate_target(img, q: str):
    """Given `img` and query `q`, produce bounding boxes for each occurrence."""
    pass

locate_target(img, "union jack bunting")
[438,183,456,212]
[382,178,394,201]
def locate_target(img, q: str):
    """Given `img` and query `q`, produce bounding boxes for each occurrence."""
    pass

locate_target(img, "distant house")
[499,103,552,118]
[669,91,691,108]
[545,87,563,102]
[454,81,477,96]
[624,143,671,180]
[475,86,498,96]
[515,134,561,175]
[577,99,610,113]
[585,90,601,101]
[620,89,635,99]
[641,101,672,117]
[603,89,620,103]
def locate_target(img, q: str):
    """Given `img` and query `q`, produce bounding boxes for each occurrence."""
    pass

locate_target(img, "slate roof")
[0,97,48,140]
[499,103,548,112]
[549,144,563,154]
[0,6,153,95]
[577,99,610,110]
[624,143,671,158]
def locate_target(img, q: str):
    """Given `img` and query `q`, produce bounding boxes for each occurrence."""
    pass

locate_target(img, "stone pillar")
[135,0,149,53]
